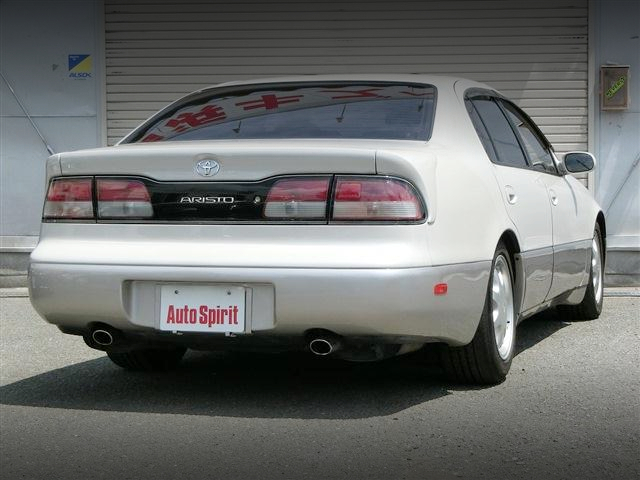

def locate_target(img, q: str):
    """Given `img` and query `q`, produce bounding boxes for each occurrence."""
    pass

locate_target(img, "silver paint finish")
[563,285,588,305]
[519,246,554,312]
[546,239,592,301]
[29,260,491,346]
[29,75,607,352]
[58,140,380,181]
[32,222,434,270]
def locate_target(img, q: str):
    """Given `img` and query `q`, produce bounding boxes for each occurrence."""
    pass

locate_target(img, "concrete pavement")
[0,294,638,480]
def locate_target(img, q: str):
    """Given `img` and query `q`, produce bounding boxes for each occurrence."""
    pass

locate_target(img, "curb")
[0,287,29,298]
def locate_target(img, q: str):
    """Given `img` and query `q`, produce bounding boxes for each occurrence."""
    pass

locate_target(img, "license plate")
[159,284,246,333]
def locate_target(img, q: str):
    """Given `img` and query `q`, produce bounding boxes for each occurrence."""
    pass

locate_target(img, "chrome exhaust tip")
[309,338,338,356]
[92,329,114,347]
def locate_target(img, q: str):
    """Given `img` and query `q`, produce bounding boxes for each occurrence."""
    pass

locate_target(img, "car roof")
[192,74,496,95]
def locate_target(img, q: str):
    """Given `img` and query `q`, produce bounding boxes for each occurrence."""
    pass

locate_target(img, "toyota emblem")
[195,159,220,177]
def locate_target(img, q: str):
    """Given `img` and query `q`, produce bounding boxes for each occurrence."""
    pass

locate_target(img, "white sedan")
[29,75,605,384]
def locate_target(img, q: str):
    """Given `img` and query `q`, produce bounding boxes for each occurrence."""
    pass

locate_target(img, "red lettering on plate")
[166,305,175,323]
[168,304,240,328]
[236,94,303,111]
[199,305,208,324]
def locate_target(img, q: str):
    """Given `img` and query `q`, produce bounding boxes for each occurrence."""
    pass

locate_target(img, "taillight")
[96,179,153,218]
[332,177,424,221]
[43,178,94,219]
[264,178,330,219]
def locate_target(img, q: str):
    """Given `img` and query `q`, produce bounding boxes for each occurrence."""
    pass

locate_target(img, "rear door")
[466,94,553,312]
[497,100,589,299]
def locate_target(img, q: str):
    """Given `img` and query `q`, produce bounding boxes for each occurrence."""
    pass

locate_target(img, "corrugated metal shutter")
[105,0,588,155]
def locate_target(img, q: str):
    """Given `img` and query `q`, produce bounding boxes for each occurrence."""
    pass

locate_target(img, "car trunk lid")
[58,139,378,181]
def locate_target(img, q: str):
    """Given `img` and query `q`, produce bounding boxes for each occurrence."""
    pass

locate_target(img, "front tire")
[440,243,516,385]
[107,347,186,371]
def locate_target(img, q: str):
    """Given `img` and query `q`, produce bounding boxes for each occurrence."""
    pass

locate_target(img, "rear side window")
[468,98,528,168]
[465,99,498,162]
[499,100,557,175]
[126,82,436,143]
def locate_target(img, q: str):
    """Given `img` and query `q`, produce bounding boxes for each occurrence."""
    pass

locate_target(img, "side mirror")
[563,152,596,173]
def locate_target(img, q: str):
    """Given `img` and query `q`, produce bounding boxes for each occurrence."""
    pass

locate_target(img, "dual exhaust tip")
[91,327,117,347]
[309,335,341,356]
[91,326,341,355]
[92,329,113,346]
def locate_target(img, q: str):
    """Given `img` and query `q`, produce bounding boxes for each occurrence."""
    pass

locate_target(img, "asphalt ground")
[0,293,638,480]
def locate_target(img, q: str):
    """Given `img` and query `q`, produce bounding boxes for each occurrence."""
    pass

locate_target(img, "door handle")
[549,189,559,206]
[504,186,517,205]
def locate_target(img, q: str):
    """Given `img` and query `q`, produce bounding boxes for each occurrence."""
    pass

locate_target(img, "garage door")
[105,0,589,158]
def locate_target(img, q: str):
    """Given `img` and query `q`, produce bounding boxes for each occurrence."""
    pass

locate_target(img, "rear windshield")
[125,82,436,143]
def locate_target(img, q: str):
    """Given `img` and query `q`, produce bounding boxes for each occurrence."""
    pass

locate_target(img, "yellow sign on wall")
[68,54,93,79]
[601,65,630,110]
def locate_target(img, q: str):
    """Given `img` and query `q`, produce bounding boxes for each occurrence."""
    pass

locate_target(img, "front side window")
[499,100,557,175]
[125,82,436,143]
[468,97,528,169]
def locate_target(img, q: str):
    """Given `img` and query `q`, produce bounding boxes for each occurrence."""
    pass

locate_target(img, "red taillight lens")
[43,178,94,219]
[332,177,424,221]
[264,178,330,219]
[97,179,151,201]
[96,179,153,218]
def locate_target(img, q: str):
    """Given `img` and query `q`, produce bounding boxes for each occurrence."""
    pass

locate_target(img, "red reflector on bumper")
[434,283,448,296]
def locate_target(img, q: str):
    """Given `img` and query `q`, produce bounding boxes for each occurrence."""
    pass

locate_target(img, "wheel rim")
[591,235,603,305]
[492,255,515,360]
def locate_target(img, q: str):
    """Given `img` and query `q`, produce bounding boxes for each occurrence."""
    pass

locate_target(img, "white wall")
[592,0,640,260]
[0,0,102,243]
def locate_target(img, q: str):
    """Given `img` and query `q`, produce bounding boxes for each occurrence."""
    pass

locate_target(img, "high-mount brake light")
[43,178,94,219]
[332,177,424,221]
[264,178,330,219]
[96,179,153,218]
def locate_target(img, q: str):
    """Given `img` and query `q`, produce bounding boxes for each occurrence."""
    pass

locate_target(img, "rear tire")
[557,224,604,321]
[440,243,516,385]
[107,347,186,371]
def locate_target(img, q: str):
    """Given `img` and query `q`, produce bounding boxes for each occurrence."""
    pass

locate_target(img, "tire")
[557,224,604,320]
[440,242,516,385]
[107,347,186,371]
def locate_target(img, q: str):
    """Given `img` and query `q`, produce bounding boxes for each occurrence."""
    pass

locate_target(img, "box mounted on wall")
[601,65,630,111]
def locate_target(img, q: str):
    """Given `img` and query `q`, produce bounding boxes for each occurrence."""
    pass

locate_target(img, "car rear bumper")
[29,260,490,346]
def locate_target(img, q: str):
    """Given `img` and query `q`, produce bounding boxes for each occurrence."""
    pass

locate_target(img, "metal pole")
[604,153,640,216]
[1,70,55,155]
